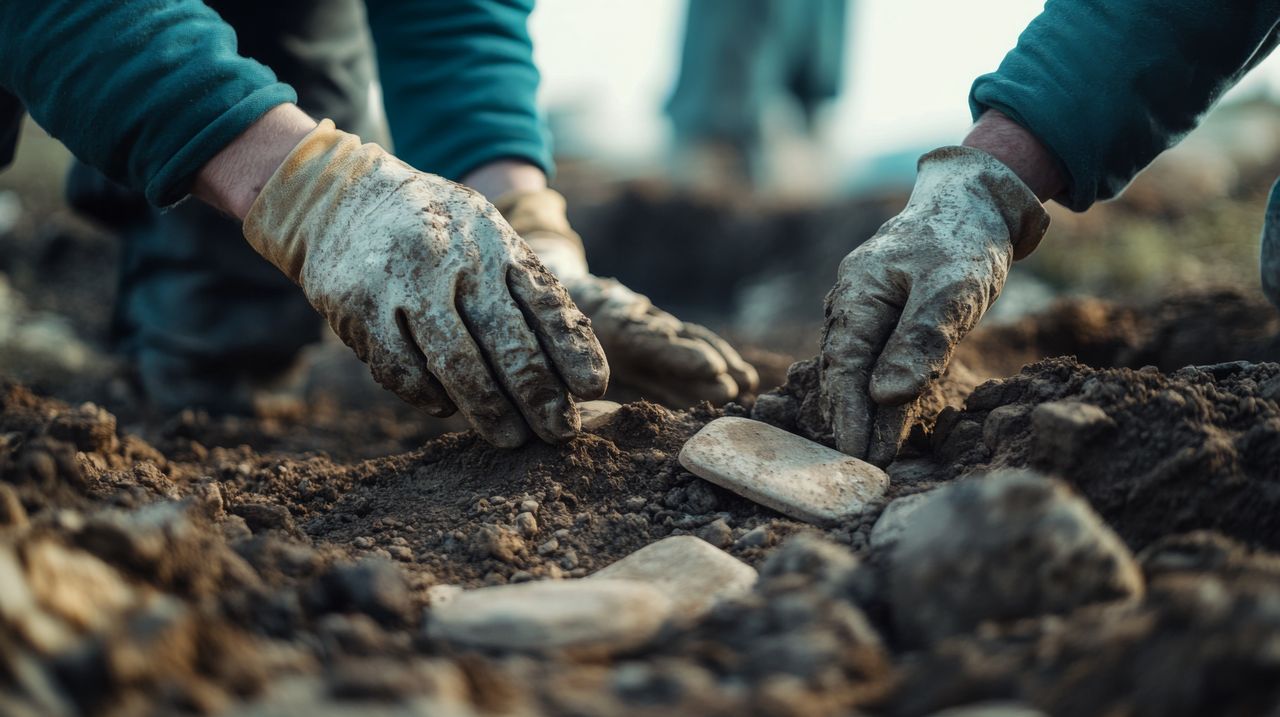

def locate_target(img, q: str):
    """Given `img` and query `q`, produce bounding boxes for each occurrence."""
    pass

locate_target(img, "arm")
[0,0,296,206]
[971,0,1280,211]
[363,0,551,181]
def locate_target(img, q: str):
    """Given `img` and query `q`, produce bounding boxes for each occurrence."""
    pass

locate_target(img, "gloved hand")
[242,120,608,447]
[820,146,1049,465]
[494,188,758,407]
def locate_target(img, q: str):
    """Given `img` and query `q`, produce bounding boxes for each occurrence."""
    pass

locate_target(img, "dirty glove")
[242,120,608,447]
[820,146,1049,465]
[495,188,758,407]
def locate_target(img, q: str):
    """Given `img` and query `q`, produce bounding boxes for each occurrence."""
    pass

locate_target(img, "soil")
[3,191,1280,715]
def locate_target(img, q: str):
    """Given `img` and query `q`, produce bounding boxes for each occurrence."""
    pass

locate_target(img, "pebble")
[869,492,930,550]
[519,499,540,514]
[578,400,623,431]
[536,538,559,555]
[428,578,672,652]
[735,524,773,549]
[696,518,733,548]
[888,470,1143,646]
[515,512,538,538]
[590,535,757,620]
[679,417,888,526]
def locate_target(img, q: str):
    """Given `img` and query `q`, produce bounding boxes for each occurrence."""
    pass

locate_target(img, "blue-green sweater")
[971,1,1280,211]
[0,0,549,207]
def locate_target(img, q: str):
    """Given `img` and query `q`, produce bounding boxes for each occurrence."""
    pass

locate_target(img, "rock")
[888,470,1143,645]
[320,559,413,626]
[578,400,623,431]
[22,540,137,632]
[0,484,27,528]
[735,524,773,549]
[428,578,672,653]
[590,536,757,620]
[231,503,295,533]
[515,512,538,538]
[695,518,733,548]
[679,417,887,526]
[471,524,524,564]
[869,492,930,551]
[925,704,1048,717]
[47,402,118,454]
[1030,400,1114,471]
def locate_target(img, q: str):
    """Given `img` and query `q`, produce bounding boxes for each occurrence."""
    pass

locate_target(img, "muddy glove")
[820,146,1049,465]
[494,188,758,407]
[242,120,608,447]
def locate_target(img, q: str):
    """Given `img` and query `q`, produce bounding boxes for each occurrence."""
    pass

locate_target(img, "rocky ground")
[3,160,1280,715]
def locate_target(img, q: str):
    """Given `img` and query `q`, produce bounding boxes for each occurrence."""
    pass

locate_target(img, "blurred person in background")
[818,1,1280,467]
[0,0,755,446]
[666,0,850,193]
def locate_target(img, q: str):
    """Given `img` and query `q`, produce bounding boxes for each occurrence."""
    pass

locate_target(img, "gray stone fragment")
[888,470,1143,646]
[590,535,756,620]
[679,417,888,526]
[869,492,930,550]
[428,578,671,653]
[578,400,623,431]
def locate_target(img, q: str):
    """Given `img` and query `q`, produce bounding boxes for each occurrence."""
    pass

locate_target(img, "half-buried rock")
[887,469,1144,646]
[590,535,757,621]
[577,399,623,431]
[427,578,671,653]
[679,417,888,526]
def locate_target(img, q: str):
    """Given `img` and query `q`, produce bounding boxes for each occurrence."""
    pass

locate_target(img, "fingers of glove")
[598,311,730,380]
[820,275,905,459]
[869,278,991,406]
[403,311,532,448]
[679,322,760,395]
[458,287,579,444]
[337,310,458,418]
[506,262,609,400]
[867,402,913,468]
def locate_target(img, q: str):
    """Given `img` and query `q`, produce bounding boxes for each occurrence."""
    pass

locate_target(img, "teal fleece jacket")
[970,1,1280,211]
[0,0,548,207]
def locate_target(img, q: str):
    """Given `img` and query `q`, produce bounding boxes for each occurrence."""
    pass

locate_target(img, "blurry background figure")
[665,0,850,196]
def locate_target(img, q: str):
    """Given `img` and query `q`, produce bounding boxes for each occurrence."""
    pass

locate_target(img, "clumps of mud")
[4,291,1280,715]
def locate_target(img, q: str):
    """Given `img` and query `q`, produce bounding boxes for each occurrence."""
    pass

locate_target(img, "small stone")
[735,524,773,549]
[387,545,413,561]
[320,559,413,626]
[696,518,733,549]
[231,503,295,533]
[519,499,540,514]
[428,578,672,652]
[1030,400,1114,470]
[471,524,524,564]
[591,535,757,621]
[510,570,535,583]
[679,417,888,526]
[888,470,1143,646]
[578,400,623,431]
[352,536,375,549]
[537,538,559,555]
[515,512,538,538]
[560,549,580,570]
[0,484,28,528]
[869,492,931,550]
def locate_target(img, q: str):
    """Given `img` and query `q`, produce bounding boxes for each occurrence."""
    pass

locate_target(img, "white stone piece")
[870,492,930,550]
[428,578,671,653]
[590,535,756,620]
[578,400,623,431]
[678,417,888,526]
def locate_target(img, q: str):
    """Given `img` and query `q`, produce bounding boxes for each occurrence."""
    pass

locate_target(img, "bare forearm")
[462,159,546,202]
[962,110,1066,202]
[193,103,317,220]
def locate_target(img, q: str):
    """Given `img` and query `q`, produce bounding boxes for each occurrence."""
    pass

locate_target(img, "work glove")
[494,188,758,407]
[242,120,608,447]
[820,146,1049,465]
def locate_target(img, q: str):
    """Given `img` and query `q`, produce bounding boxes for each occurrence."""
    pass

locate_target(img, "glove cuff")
[242,119,379,282]
[493,188,590,281]
[917,146,1050,261]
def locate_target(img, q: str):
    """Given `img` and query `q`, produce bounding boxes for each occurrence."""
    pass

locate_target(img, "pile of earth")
[0,286,1279,716]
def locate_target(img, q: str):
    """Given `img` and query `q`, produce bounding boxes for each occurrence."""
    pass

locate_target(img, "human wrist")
[962,110,1066,202]
[462,159,547,202]
[193,103,318,220]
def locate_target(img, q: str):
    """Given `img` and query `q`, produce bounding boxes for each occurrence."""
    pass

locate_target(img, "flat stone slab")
[590,535,756,620]
[679,417,888,526]
[428,578,671,653]
[577,400,623,431]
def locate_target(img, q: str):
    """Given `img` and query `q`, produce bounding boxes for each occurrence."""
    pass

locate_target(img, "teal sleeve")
[970,1,1280,211]
[364,0,552,181]
[0,1,297,206]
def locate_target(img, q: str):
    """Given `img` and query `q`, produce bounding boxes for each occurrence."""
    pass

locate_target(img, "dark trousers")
[67,0,381,409]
